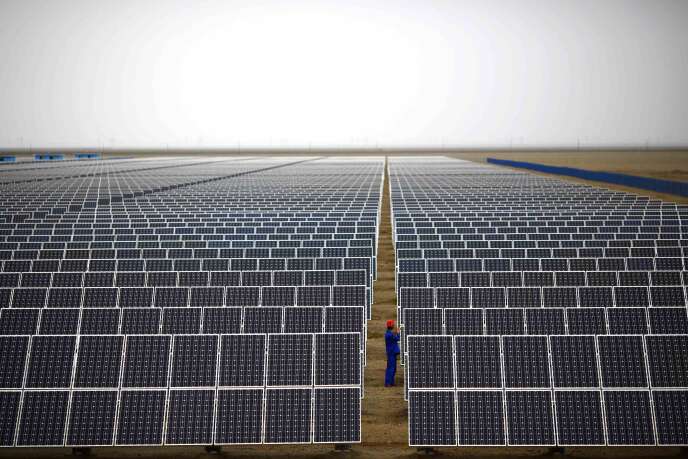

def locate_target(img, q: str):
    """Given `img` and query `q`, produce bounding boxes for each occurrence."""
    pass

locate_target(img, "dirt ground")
[2,152,687,458]
[451,150,688,204]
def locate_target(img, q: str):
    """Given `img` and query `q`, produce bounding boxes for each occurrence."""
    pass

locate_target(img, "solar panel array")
[0,156,382,447]
[391,157,688,447]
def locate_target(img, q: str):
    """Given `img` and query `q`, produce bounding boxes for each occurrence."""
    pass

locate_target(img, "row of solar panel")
[395,228,688,237]
[0,285,368,308]
[398,270,688,288]
[408,389,686,446]
[397,257,686,272]
[0,233,377,243]
[397,286,688,310]
[1,247,375,259]
[0,387,361,446]
[1,269,369,288]
[0,306,365,336]
[0,257,373,276]
[394,233,685,242]
[0,240,374,251]
[395,239,688,250]
[400,306,688,339]
[7,203,379,210]
[393,205,685,211]
[0,332,361,389]
[2,220,378,228]
[396,247,688,258]
[395,217,687,224]
[7,205,379,212]
[405,335,687,390]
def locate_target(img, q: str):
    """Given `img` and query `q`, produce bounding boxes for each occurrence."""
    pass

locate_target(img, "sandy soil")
[451,151,688,204]
[1,153,686,458]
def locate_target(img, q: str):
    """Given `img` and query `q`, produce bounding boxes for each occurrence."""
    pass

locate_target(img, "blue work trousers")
[385,352,398,386]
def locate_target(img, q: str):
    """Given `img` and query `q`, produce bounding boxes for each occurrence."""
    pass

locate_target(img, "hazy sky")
[1,0,687,149]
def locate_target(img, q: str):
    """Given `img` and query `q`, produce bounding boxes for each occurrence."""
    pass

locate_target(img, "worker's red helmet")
[386,320,395,328]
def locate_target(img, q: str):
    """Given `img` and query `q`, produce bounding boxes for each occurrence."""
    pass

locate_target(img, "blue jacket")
[385,330,400,356]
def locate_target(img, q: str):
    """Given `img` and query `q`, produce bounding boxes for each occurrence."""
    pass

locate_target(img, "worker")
[384,319,400,387]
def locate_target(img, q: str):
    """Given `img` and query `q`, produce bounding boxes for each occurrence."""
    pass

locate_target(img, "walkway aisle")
[361,156,408,447]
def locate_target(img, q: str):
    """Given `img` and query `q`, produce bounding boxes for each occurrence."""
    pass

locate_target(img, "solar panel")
[171,335,218,387]
[73,335,124,388]
[502,336,550,388]
[243,307,282,333]
[597,335,648,387]
[121,308,160,334]
[454,336,501,388]
[264,388,312,444]
[25,335,76,388]
[215,389,264,444]
[0,308,40,334]
[549,335,599,388]
[219,334,266,387]
[645,335,688,387]
[17,390,70,446]
[0,336,29,389]
[267,334,313,386]
[649,307,688,334]
[444,309,483,335]
[116,390,167,446]
[66,390,118,446]
[408,391,457,446]
[603,390,655,445]
[0,391,20,446]
[122,335,171,388]
[553,390,604,446]
[315,333,360,386]
[407,336,454,389]
[485,308,524,335]
[456,390,505,445]
[80,308,120,334]
[165,390,214,445]
[505,391,555,446]
[652,390,688,445]
[314,388,361,443]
